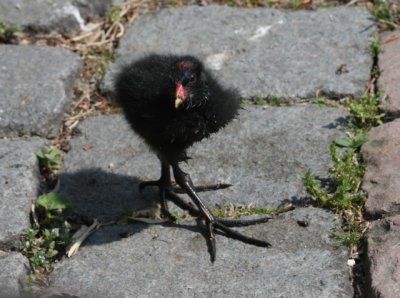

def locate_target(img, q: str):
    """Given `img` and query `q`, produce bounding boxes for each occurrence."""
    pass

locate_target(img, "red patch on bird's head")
[175,82,186,99]
[176,60,194,70]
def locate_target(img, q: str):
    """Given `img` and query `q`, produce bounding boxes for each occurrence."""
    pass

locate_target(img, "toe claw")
[207,221,216,263]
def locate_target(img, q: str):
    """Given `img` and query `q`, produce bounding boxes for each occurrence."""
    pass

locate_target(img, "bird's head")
[170,57,209,110]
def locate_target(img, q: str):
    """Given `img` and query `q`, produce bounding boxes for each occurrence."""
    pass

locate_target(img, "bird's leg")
[139,161,176,221]
[169,152,232,194]
[157,162,176,221]
[172,164,218,260]
[171,163,271,262]
[172,164,215,222]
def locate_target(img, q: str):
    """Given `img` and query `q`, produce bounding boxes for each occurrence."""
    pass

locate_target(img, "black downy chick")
[115,54,271,262]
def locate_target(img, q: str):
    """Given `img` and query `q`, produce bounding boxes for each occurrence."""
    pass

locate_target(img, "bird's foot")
[206,218,272,263]
[164,189,271,262]
[139,172,272,263]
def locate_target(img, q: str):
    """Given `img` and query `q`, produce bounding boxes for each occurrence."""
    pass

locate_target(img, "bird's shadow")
[58,168,211,248]
[58,167,310,259]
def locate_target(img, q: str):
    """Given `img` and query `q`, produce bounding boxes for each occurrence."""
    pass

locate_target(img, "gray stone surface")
[379,30,400,117]
[0,0,116,32]
[58,105,349,222]
[0,5,374,296]
[361,119,400,217]
[49,208,352,297]
[0,137,46,247]
[103,6,375,99]
[0,45,82,138]
[365,215,400,298]
[0,251,29,298]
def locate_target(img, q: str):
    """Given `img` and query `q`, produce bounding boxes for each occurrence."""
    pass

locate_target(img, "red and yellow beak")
[175,82,187,109]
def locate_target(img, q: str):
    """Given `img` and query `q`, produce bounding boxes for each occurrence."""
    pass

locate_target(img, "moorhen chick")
[115,54,271,262]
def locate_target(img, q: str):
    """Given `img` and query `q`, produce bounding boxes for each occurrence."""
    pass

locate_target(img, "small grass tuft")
[345,91,384,130]
[212,203,293,218]
[369,0,400,30]
[21,192,75,275]
[243,95,287,106]
[21,150,79,282]
[310,98,340,107]
[333,133,368,151]
[303,88,383,247]
[254,95,268,106]
[303,140,366,246]
[368,33,382,57]
[35,147,62,175]
[335,223,363,247]
[304,143,365,211]
[90,48,116,75]
[266,96,285,106]
[107,5,122,24]
[0,21,20,43]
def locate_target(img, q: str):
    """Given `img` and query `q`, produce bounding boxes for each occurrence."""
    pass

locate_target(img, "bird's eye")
[189,75,196,83]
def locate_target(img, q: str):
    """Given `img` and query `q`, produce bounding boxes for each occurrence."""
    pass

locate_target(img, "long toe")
[173,183,232,194]
[217,215,272,227]
[214,220,271,248]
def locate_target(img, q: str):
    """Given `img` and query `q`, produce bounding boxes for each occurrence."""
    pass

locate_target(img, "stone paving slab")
[58,105,349,222]
[356,24,400,298]
[0,137,46,248]
[0,0,119,32]
[103,6,375,99]
[0,5,382,297]
[0,45,82,138]
[379,30,400,117]
[361,119,400,217]
[49,207,352,297]
[0,251,29,298]
[365,215,400,297]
